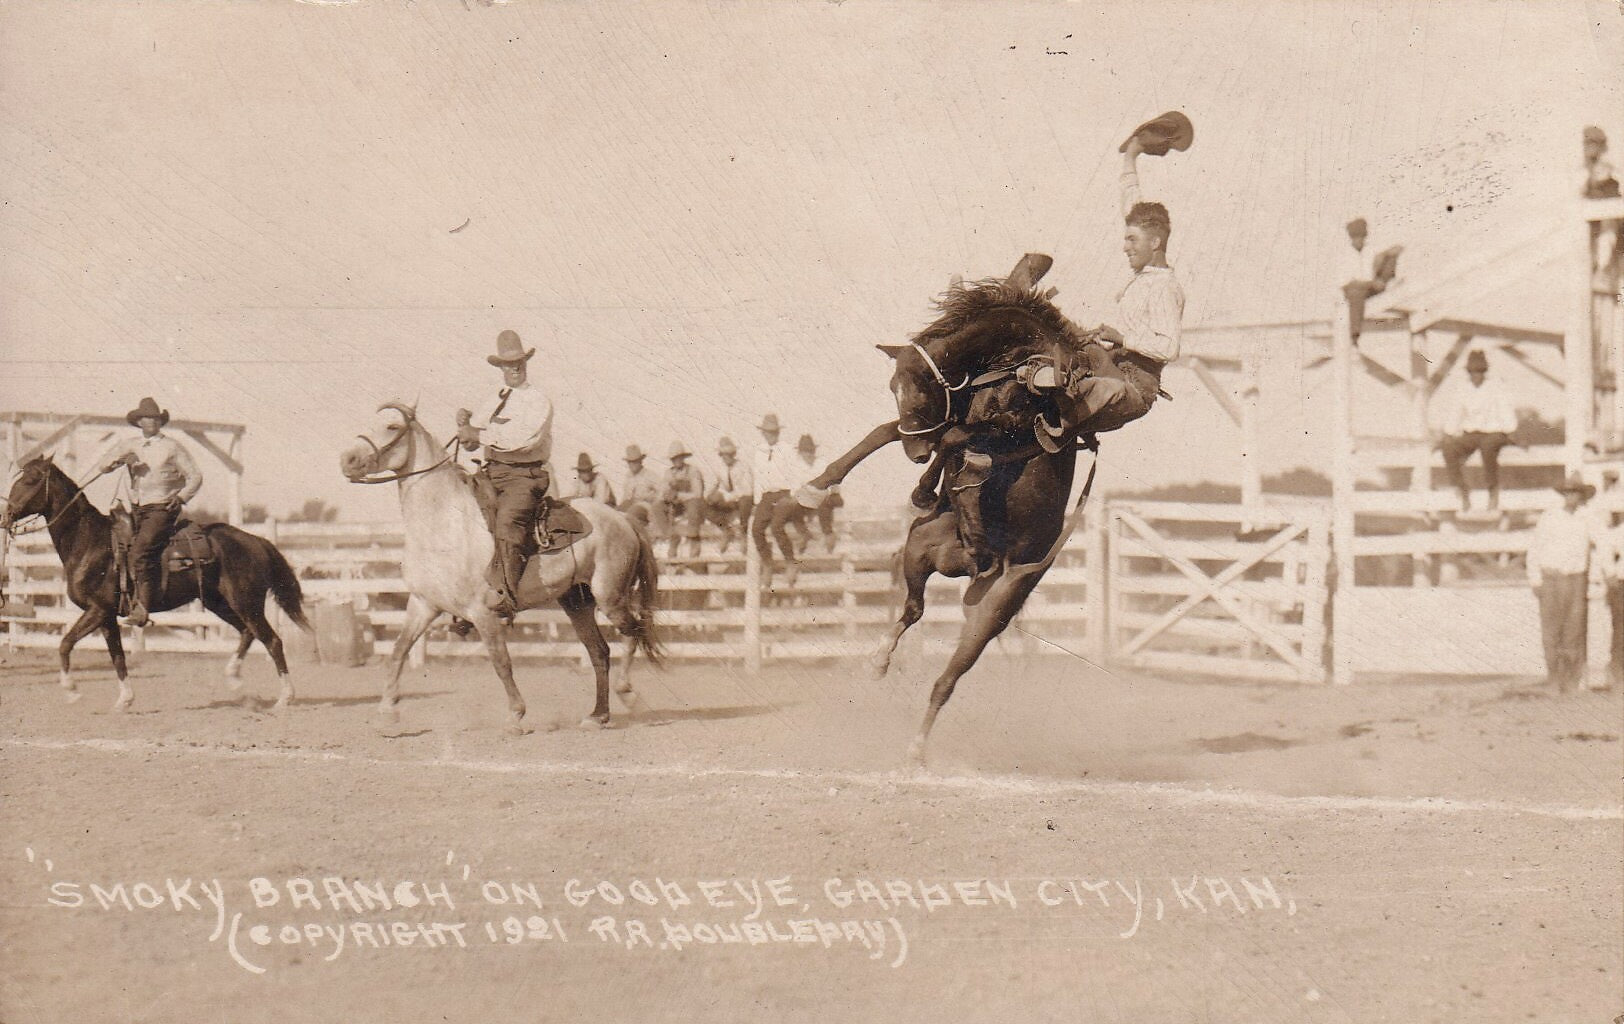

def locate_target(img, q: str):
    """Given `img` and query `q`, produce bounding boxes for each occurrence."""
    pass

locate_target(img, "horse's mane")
[911,279,1092,353]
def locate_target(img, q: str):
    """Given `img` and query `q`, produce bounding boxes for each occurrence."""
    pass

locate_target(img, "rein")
[3,466,108,537]
[349,414,458,485]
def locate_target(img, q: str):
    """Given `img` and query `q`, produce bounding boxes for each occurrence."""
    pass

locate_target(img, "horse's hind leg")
[560,585,613,728]
[58,606,105,706]
[908,571,1040,766]
[871,546,931,680]
[99,613,131,711]
[201,594,253,694]
[239,603,294,711]
[380,595,441,725]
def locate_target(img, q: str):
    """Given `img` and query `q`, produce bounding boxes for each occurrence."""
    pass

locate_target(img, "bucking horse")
[802,255,1103,764]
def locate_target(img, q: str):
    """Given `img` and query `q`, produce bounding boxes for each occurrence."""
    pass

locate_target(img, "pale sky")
[2,1,1620,519]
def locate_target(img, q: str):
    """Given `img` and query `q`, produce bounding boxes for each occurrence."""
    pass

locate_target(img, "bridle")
[896,341,971,437]
[349,403,457,485]
[2,463,103,537]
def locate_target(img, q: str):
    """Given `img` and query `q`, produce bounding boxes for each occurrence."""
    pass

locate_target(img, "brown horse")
[806,279,1099,763]
[1,456,310,711]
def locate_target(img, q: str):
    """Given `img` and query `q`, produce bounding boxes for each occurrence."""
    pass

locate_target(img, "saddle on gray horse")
[464,469,592,554]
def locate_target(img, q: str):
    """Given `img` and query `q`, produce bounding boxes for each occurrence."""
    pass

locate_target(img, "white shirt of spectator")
[1439,379,1518,436]
[752,439,795,496]
[1526,504,1596,585]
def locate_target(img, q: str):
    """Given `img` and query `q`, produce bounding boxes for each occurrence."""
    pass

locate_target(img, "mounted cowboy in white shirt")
[455,330,558,622]
[94,396,203,626]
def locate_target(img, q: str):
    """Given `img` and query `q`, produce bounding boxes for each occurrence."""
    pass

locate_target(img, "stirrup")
[1035,413,1068,453]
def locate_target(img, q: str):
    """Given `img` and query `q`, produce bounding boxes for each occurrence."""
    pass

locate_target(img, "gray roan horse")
[806,277,1099,764]
[340,402,663,731]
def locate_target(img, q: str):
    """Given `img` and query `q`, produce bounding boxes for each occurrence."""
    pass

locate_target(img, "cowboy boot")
[687,537,702,559]
[1061,376,1129,430]
[125,570,157,627]
[950,452,998,581]
[484,541,524,622]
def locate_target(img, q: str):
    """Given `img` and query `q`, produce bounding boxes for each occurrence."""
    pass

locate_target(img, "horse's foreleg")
[808,420,900,490]
[58,606,105,706]
[908,572,1040,766]
[475,613,527,733]
[559,586,612,728]
[381,595,440,724]
[99,614,130,710]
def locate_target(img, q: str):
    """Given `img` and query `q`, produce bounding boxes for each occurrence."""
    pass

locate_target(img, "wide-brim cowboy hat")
[667,440,692,460]
[624,444,646,463]
[574,452,597,473]
[758,413,781,433]
[1119,111,1194,156]
[125,396,170,428]
[486,329,536,367]
[1554,472,1597,500]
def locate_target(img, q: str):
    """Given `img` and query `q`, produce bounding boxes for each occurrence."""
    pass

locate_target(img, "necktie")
[490,388,513,421]
[725,467,733,490]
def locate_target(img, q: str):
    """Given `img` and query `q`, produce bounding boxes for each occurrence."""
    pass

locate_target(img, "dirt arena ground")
[0,642,1619,1023]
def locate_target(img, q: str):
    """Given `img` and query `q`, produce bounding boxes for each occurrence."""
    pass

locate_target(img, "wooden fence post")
[744,511,762,675]
[1330,299,1356,686]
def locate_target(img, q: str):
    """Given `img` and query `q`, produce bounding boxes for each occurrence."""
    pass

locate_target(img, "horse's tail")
[216,526,310,630]
[264,541,311,631]
[625,520,665,668]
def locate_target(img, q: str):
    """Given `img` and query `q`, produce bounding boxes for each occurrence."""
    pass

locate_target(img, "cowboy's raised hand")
[456,423,482,447]
[1094,324,1124,346]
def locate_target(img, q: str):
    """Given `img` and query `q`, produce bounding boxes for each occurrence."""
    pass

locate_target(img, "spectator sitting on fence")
[1527,473,1599,693]
[662,440,705,559]
[1340,217,1402,344]
[1584,125,1621,296]
[704,436,753,554]
[1436,349,1520,513]
[570,452,615,505]
[788,433,841,554]
[751,413,799,589]
[617,444,665,541]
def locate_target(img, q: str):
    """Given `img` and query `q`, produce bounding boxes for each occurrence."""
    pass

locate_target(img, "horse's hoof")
[272,698,291,713]
[905,741,927,767]
[112,699,133,714]
[504,722,533,738]
[867,654,891,680]
[378,706,401,725]
[578,715,611,731]
[64,690,84,705]
[237,693,258,711]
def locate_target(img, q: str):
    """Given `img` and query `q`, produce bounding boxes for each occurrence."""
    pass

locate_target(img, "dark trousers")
[485,461,551,545]
[1536,572,1589,689]
[1082,346,1162,434]
[751,490,796,565]
[705,496,753,537]
[130,502,179,608]
[664,496,704,541]
[1441,432,1512,496]
[1608,579,1623,685]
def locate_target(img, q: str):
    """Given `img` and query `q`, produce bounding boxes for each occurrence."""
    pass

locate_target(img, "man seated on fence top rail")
[704,436,753,554]
[1435,349,1519,513]
[570,452,615,506]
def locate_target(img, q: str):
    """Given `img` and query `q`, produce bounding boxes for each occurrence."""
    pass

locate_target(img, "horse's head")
[1,456,66,533]
[877,343,955,464]
[340,402,431,483]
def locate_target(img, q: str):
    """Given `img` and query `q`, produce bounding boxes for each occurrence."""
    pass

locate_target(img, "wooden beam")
[1186,357,1245,427]
[1495,342,1564,389]
[1426,334,1474,391]
[180,428,244,475]
[16,415,84,464]
[1358,352,1407,388]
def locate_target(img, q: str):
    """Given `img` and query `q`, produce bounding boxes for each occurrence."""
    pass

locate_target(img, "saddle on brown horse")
[109,507,218,614]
